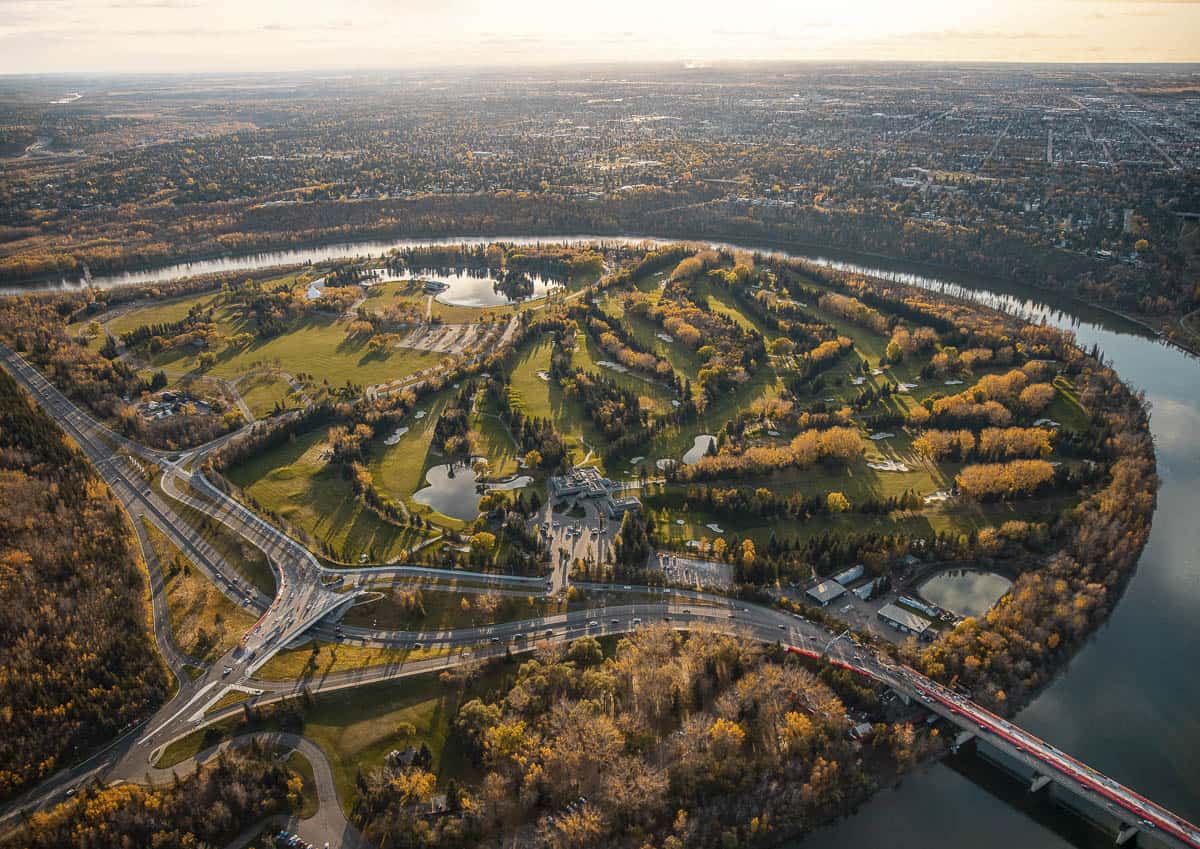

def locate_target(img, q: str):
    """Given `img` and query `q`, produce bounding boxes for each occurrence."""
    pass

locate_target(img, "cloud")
[106,0,202,7]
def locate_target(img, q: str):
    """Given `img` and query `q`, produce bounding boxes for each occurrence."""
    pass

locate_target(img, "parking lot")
[650,552,734,590]
[535,496,617,591]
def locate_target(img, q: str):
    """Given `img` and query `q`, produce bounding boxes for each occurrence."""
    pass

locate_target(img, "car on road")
[490,637,500,643]
[611,618,619,624]
[222,666,232,677]
[588,620,598,627]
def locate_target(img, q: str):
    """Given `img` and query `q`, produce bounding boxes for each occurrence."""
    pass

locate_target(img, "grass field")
[155,477,278,596]
[285,749,320,818]
[572,326,673,413]
[253,638,456,681]
[342,585,566,631]
[364,390,471,529]
[143,519,258,662]
[158,664,519,813]
[150,313,443,389]
[645,488,1079,550]
[236,373,299,418]
[227,428,431,563]
[506,337,607,470]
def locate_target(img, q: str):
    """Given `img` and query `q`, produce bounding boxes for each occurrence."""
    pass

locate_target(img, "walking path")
[146,732,368,849]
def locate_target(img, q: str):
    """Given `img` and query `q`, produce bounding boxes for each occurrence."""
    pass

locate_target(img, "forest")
[4,745,299,849]
[354,629,930,849]
[0,368,167,803]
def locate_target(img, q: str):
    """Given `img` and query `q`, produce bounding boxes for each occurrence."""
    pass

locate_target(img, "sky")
[1,0,1198,74]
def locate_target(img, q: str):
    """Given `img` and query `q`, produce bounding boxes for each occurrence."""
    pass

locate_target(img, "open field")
[506,336,607,470]
[155,476,278,596]
[252,638,457,681]
[645,489,1080,551]
[236,373,299,418]
[158,664,518,812]
[342,585,566,631]
[227,428,432,563]
[143,519,258,662]
[151,313,443,388]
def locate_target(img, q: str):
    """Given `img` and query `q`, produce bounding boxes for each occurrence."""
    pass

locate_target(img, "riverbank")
[6,221,1198,358]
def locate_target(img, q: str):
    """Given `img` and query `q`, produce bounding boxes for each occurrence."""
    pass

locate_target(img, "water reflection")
[918,570,1013,619]
[11,233,1199,841]
[420,268,560,308]
[412,460,531,521]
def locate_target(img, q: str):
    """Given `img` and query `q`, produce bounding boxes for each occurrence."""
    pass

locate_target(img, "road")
[146,733,367,849]
[1,344,1197,849]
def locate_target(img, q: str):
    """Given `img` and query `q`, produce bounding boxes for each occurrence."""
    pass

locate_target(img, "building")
[852,577,883,601]
[832,564,864,586]
[806,580,846,607]
[549,465,641,518]
[877,603,934,639]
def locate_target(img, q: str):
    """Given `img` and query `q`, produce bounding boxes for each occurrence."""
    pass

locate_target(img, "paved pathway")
[147,732,368,849]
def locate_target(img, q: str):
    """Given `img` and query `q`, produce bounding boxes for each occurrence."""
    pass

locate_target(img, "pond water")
[682,434,716,465]
[424,268,560,308]
[918,569,1013,619]
[412,460,531,521]
[19,232,1200,845]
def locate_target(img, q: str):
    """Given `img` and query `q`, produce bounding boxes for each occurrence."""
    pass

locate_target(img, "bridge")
[1,344,1197,849]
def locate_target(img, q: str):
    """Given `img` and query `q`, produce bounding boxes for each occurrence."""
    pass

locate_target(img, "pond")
[412,460,531,521]
[423,268,561,308]
[21,231,1200,841]
[918,569,1013,619]
[682,434,716,465]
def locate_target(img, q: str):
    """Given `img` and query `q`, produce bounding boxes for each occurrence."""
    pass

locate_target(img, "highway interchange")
[1,342,1197,849]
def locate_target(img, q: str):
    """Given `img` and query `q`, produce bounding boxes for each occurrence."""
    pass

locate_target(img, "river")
[29,234,1200,845]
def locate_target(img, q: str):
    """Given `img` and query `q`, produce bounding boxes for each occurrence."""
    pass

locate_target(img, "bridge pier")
[1030,774,1051,793]
[1115,824,1139,846]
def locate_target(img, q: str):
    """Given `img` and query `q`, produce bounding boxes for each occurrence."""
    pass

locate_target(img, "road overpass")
[1,345,1197,849]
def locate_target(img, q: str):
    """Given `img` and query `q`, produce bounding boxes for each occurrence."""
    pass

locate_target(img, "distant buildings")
[549,465,641,517]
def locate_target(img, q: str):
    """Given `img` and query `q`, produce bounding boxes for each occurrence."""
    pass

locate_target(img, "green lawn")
[158,664,516,814]
[145,519,258,663]
[103,290,226,338]
[572,326,673,413]
[1047,375,1090,431]
[645,488,1079,550]
[149,312,442,389]
[285,749,320,818]
[342,585,565,631]
[236,373,299,419]
[506,337,606,470]
[253,639,454,681]
[156,476,278,596]
[226,428,431,563]
[364,391,470,529]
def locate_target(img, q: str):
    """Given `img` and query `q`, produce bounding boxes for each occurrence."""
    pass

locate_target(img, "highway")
[1,343,1197,849]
